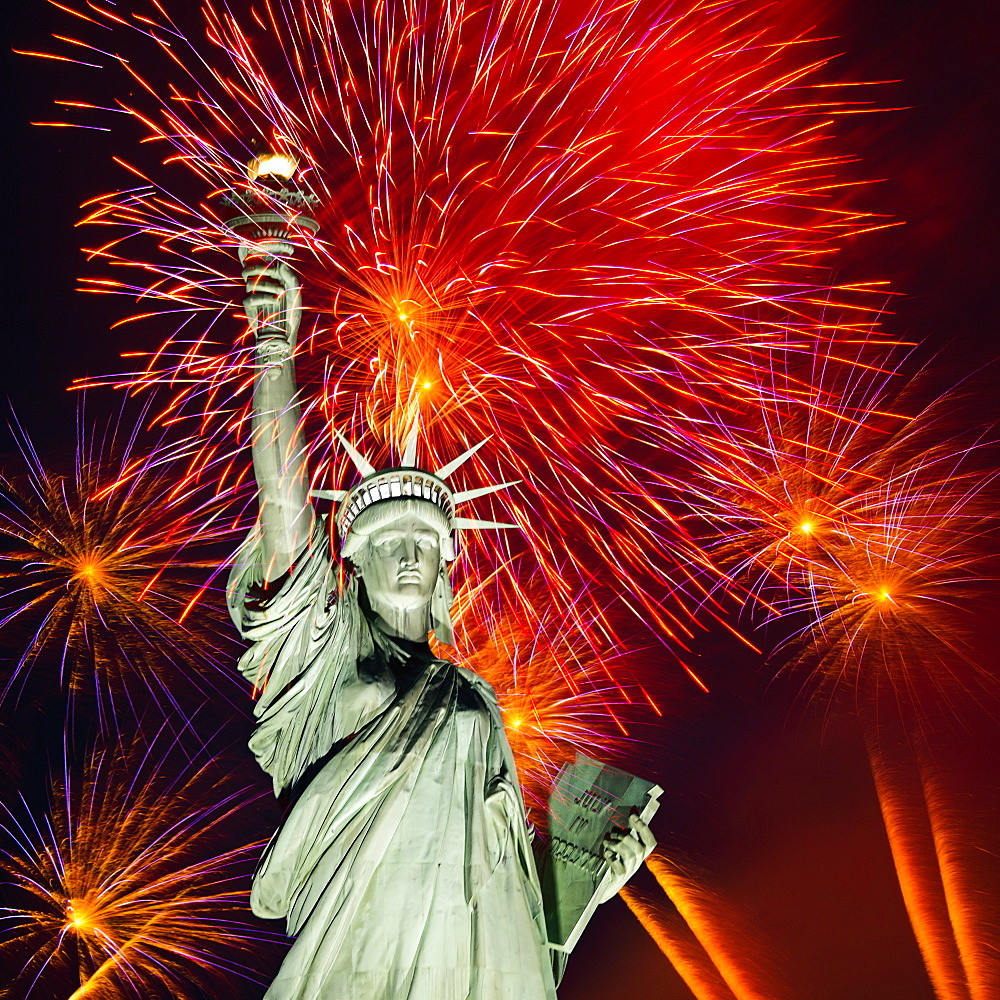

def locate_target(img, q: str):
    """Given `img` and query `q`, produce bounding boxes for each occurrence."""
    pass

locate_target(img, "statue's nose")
[400,537,418,564]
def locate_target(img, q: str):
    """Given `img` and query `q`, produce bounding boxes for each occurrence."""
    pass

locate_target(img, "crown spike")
[310,489,348,501]
[334,428,376,477]
[453,516,519,531]
[452,480,521,504]
[401,415,420,467]
[435,436,492,480]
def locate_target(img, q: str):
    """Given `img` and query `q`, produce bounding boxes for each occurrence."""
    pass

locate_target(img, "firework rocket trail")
[0,726,284,1000]
[644,850,797,1000]
[867,704,1000,1000]
[866,721,971,1000]
[913,734,1000,1000]
[621,878,739,1000]
[29,0,895,661]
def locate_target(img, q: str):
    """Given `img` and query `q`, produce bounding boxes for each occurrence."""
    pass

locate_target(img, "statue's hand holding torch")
[240,244,302,379]
[223,151,318,574]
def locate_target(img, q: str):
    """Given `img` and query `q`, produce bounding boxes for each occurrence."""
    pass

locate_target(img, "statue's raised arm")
[241,245,313,580]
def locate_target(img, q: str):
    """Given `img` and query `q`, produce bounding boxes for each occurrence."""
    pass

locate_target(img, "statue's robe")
[229,526,558,1000]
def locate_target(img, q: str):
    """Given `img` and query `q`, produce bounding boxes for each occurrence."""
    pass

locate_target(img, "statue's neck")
[367,617,435,694]
[358,581,431,644]
[367,597,431,643]
[378,630,434,666]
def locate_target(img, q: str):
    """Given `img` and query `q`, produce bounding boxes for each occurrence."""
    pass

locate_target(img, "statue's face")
[359,513,441,613]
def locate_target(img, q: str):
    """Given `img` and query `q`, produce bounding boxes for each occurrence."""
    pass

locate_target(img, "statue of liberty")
[227,234,655,999]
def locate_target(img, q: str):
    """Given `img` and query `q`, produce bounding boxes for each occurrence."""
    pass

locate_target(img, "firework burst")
[0,401,250,716]
[0,726,283,1000]
[442,578,652,821]
[16,2,997,995]
[662,355,997,700]
[663,354,998,997]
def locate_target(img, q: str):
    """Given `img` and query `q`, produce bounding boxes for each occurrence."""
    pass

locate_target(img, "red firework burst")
[28,0,893,658]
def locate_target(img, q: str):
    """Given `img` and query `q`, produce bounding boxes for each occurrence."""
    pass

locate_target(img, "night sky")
[2,1,998,998]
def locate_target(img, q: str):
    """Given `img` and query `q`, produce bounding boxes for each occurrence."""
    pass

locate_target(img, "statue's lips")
[395,571,424,585]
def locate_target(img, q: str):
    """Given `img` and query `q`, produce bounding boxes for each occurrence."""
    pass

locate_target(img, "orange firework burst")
[0,728,283,999]
[664,356,997,699]
[666,355,998,998]
[0,403,250,712]
[30,0,895,656]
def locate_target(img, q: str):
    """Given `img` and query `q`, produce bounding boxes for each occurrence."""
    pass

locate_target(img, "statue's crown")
[335,467,454,537]
[310,426,519,551]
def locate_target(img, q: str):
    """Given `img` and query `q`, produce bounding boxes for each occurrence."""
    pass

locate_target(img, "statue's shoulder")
[455,665,500,704]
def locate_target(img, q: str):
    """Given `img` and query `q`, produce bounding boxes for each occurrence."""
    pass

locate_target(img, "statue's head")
[312,430,519,644]
[344,497,452,641]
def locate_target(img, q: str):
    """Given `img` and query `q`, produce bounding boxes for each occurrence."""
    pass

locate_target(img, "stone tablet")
[543,753,662,952]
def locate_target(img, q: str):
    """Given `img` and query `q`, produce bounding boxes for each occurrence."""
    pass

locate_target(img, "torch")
[221,151,320,375]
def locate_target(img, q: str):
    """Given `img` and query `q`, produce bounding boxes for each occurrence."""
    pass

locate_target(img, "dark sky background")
[2,1,998,998]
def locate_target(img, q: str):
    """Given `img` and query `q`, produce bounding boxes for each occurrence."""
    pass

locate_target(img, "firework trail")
[0,725,284,1000]
[0,399,252,720]
[621,876,738,1000]
[640,850,796,1000]
[867,702,1000,1000]
[912,724,1000,1000]
[29,0,893,654]
[866,719,971,1000]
